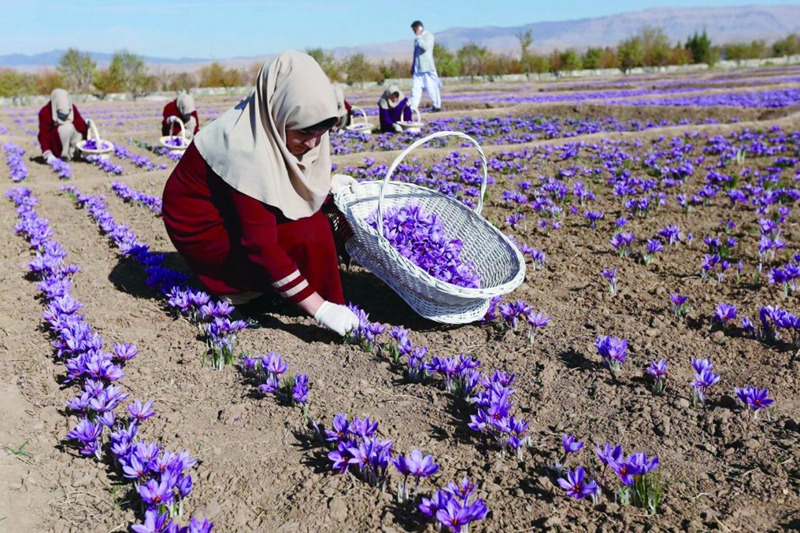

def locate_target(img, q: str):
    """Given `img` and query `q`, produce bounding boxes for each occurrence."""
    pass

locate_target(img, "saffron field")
[1,66,799,533]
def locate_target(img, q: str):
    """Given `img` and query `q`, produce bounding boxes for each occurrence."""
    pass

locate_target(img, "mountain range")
[2,4,799,70]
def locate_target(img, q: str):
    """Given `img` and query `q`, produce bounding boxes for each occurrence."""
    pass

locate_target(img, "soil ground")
[1,71,799,533]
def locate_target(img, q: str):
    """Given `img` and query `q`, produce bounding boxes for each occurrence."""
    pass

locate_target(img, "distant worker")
[333,86,353,130]
[162,92,200,140]
[378,85,412,133]
[38,88,88,163]
[409,20,442,113]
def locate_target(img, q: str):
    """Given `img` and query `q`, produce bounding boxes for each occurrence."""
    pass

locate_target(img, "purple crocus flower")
[122,453,148,480]
[734,386,774,413]
[131,510,172,533]
[602,268,617,295]
[418,489,452,518]
[259,376,279,395]
[292,374,309,404]
[436,499,477,532]
[328,442,353,473]
[608,456,642,486]
[562,434,584,454]
[177,475,193,498]
[138,478,174,507]
[183,518,214,533]
[594,335,628,374]
[692,368,720,406]
[393,449,439,478]
[584,211,604,229]
[324,413,350,443]
[261,351,287,376]
[113,342,138,362]
[643,239,663,265]
[691,357,713,374]
[596,442,623,467]
[558,466,598,499]
[349,416,379,438]
[128,399,156,422]
[627,452,659,475]
[670,293,689,316]
[526,311,550,343]
[658,225,681,245]
[646,359,668,394]
[714,303,737,326]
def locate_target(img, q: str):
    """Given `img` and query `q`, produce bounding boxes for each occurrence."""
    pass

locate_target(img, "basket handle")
[171,116,187,143]
[87,119,100,141]
[399,103,420,124]
[351,106,368,125]
[376,131,488,238]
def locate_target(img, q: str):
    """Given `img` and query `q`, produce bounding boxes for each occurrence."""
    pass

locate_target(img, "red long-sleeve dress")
[37,103,88,156]
[161,143,344,305]
[161,100,200,136]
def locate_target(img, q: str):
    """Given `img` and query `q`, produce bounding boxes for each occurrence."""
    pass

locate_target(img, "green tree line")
[2,30,800,98]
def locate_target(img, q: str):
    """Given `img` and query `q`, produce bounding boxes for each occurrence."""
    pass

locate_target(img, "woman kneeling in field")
[162,50,360,336]
[378,85,412,133]
[162,92,200,140]
[38,88,89,163]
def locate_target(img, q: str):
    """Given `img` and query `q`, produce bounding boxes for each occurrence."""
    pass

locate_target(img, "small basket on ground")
[397,107,424,133]
[334,131,526,324]
[345,106,375,135]
[76,120,114,159]
[159,117,190,154]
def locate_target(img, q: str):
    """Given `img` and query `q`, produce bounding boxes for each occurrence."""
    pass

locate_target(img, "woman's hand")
[331,174,359,193]
[314,301,360,336]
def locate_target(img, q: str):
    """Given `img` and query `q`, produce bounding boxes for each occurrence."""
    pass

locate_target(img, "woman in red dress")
[162,51,359,336]
[38,88,89,163]
[162,92,200,139]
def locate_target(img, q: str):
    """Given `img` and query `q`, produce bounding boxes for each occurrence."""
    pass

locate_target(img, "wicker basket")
[334,131,526,324]
[397,107,424,133]
[76,120,114,157]
[345,106,375,135]
[159,116,190,152]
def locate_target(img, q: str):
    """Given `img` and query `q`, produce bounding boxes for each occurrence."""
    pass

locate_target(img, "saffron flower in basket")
[365,203,481,288]
[81,139,113,151]
[163,137,189,148]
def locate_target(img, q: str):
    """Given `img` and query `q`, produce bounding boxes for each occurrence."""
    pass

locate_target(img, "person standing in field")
[37,88,89,163]
[161,50,360,336]
[162,92,200,140]
[409,20,442,112]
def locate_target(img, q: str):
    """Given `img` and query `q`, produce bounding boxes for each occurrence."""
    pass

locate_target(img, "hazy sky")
[2,0,799,59]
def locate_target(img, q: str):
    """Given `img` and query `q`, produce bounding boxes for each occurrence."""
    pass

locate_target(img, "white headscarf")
[51,88,74,125]
[177,92,196,116]
[194,50,338,220]
[333,86,348,127]
[378,84,404,110]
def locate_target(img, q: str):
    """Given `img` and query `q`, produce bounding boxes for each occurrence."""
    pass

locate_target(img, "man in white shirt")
[409,20,442,112]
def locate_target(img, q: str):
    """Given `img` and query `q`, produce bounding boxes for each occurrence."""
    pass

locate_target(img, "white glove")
[43,151,57,164]
[314,301,360,336]
[166,116,178,124]
[331,174,359,194]
[393,123,403,133]
[85,119,93,126]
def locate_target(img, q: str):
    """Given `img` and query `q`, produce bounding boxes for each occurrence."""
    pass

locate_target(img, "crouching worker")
[162,92,200,140]
[38,88,88,163]
[378,85,412,133]
[162,51,360,336]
